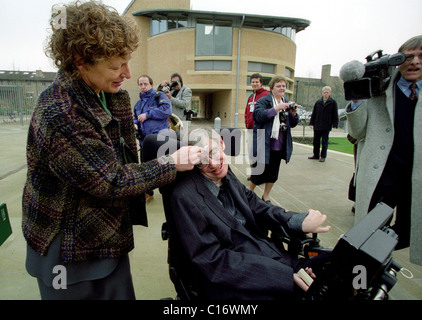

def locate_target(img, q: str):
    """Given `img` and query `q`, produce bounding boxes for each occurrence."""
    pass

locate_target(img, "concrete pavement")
[0,121,421,300]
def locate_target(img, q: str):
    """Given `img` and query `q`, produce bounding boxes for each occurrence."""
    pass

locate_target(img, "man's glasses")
[405,53,422,62]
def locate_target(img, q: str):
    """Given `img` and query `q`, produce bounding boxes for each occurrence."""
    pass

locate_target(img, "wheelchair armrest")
[270,225,323,258]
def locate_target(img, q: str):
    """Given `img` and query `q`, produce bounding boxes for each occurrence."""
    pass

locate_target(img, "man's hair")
[171,72,183,86]
[268,75,286,90]
[322,86,332,92]
[46,0,139,80]
[184,128,221,148]
[138,74,153,85]
[250,73,263,84]
[399,35,422,53]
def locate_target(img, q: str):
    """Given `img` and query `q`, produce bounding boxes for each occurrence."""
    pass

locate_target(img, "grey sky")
[1,0,420,78]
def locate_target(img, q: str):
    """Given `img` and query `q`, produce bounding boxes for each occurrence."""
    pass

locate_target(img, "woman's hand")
[275,102,290,112]
[170,146,204,172]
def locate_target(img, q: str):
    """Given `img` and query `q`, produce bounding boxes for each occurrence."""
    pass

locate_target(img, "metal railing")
[0,85,36,126]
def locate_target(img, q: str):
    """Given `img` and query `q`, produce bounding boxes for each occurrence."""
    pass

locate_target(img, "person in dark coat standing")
[308,86,339,162]
[251,76,298,203]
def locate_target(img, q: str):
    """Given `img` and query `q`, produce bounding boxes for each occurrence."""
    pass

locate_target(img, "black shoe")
[319,157,326,162]
[261,196,271,204]
[308,156,319,160]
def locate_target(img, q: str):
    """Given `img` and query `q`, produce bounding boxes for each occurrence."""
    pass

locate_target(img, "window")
[151,19,167,35]
[248,62,275,74]
[247,76,271,86]
[168,18,187,30]
[285,68,293,78]
[196,19,232,56]
[195,60,232,71]
[151,17,187,36]
[257,23,297,41]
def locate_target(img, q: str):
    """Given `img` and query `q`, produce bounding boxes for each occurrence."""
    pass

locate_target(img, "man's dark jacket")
[309,97,339,131]
[171,168,304,300]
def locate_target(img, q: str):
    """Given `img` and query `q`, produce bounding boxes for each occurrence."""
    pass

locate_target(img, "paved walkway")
[0,121,421,300]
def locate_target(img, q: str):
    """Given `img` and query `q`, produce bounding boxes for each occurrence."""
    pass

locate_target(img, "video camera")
[340,50,406,101]
[304,203,401,300]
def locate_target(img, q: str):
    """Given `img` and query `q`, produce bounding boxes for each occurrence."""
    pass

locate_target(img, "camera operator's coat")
[346,70,422,265]
[169,85,192,121]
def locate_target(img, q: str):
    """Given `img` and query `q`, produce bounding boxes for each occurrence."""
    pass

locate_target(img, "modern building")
[122,0,310,127]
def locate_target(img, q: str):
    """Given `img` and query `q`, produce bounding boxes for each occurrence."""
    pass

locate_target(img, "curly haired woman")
[22,1,203,300]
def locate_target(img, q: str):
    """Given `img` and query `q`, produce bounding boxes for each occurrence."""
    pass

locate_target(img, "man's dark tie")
[409,83,418,101]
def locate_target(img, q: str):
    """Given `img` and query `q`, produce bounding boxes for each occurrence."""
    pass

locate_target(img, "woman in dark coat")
[250,75,298,203]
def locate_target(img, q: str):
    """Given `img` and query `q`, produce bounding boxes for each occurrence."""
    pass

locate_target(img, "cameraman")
[345,35,422,265]
[159,73,192,121]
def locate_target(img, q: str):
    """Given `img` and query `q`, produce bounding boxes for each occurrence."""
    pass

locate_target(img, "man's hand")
[294,267,315,292]
[302,209,331,233]
[137,113,147,123]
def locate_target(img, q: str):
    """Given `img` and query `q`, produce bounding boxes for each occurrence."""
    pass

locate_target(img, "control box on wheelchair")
[142,132,401,301]
[271,202,401,300]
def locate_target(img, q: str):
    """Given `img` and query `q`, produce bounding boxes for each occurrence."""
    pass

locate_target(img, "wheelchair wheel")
[168,113,184,131]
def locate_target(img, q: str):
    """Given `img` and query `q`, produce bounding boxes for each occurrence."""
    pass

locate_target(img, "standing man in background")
[245,73,269,130]
[159,73,192,121]
[308,86,339,162]
[244,73,269,180]
[134,74,172,146]
[134,74,172,202]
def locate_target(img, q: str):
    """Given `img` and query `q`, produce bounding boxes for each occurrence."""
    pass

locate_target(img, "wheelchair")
[142,129,401,301]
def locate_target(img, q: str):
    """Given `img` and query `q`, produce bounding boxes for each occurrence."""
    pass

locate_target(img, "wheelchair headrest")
[142,132,183,163]
[215,128,242,157]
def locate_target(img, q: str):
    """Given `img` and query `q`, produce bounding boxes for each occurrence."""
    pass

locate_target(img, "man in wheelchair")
[168,128,331,300]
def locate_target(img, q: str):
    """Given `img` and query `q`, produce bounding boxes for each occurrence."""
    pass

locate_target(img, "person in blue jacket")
[134,74,172,146]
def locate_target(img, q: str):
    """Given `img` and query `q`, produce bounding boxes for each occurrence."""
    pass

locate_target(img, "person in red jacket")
[245,73,270,130]
[245,73,269,180]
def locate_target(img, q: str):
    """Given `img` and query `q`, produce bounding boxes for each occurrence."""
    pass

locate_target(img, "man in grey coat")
[346,35,422,266]
[159,73,192,121]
